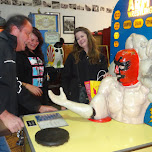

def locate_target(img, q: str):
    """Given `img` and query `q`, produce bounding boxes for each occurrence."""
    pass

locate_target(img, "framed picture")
[31,13,60,34]
[63,16,75,34]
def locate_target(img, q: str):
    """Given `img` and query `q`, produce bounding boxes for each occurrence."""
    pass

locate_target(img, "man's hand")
[48,87,67,106]
[38,105,58,113]
[0,110,24,133]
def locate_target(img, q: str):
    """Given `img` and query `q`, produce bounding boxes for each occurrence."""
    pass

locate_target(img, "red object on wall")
[92,32,102,35]
[0,29,3,32]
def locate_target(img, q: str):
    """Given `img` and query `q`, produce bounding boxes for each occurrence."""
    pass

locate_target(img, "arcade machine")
[110,0,152,125]
[110,0,152,62]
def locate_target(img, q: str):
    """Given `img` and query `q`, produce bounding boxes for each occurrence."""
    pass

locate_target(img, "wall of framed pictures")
[0,0,118,43]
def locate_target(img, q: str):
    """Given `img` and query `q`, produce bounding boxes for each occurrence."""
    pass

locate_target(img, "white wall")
[0,0,118,43]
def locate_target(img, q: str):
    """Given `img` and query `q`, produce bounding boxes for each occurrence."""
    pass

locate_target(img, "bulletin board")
[28,13,60,65]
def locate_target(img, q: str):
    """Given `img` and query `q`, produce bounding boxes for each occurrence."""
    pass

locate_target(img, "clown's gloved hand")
[48,87,67,105]
[48,87,93,118]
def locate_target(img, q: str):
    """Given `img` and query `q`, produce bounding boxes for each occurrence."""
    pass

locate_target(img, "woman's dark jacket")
[61,51,108,102]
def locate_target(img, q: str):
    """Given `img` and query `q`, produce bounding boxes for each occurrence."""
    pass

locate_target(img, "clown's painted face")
[114,49,139,86]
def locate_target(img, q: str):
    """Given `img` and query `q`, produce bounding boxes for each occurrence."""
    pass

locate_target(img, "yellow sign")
[114,10,121,20]
[149,107,152,122]
[114,32,120,39]
[114,41,119,47]
[146,17,152,27]
[123,20,132,29]
[128,0,152,17]
[114,22,120,30]
[133,18,144,28]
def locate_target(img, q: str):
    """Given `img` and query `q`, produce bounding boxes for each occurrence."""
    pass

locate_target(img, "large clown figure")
[49,49,150,124]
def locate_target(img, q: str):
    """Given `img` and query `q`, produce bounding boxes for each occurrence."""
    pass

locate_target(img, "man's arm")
[38,105,58,113]
[18,83,58,113]
[0,43,11,115]
[0,110,24,133]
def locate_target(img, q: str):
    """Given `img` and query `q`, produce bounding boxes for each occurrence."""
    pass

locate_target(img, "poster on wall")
[77,4,84,11]
[0,0,11,5]
[106,8,113,13]
[61,3,68,9]
[35,14,57,31]
[100,6,105,11]
[33,0,41,7]
[42,0,51,7]
[85,4,92,11]
[110,0,152,62]
[22,0,32,6]
[92,5,99,12]
[12,0,22,6]
[69,4,76,10]
[52,1,60,9]
[29,13,60,65]
[63,16,75,34]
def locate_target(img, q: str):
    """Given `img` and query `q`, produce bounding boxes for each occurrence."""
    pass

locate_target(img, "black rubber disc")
[35,128,69,146]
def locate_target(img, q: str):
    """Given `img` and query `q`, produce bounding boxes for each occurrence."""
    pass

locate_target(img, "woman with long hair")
[61,27,109,104]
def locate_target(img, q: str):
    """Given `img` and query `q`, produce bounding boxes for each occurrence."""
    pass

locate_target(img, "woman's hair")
[72,26,100,64]
[25,27,44,61]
